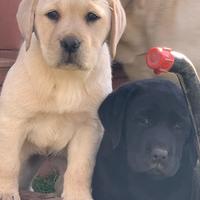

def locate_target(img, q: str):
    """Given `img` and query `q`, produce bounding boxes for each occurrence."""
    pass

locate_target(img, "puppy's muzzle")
[60,36,81,54]
[59,36,82,67]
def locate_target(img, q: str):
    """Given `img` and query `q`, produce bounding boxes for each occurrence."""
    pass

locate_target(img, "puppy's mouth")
[59,53,83,70]
[147,163,167,179]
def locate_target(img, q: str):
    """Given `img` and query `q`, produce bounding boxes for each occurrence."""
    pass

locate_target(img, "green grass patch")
[32,171,58,193]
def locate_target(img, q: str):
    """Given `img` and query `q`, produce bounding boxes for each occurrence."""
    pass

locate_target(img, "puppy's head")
[16,0,126,71]
[99,79,197,179]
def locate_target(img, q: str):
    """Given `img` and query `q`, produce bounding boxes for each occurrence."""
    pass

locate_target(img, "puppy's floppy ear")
[184,132,198,169]
[108,0,126,58]
[98,85,134,150]
[16,0,39,51]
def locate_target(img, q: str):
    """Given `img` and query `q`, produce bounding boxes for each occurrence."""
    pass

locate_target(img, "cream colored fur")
[118,0,200,80]
[0,0,126,200]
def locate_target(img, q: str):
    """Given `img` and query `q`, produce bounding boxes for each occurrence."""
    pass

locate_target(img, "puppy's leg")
[0,118,26,200]
[122,58,155,81]
[50,156,67,196]
[19,154,45,191]
[123,59,179,82]
[62,120,103,200]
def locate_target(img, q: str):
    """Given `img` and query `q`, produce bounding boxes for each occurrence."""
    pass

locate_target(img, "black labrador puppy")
[92,79,200,200]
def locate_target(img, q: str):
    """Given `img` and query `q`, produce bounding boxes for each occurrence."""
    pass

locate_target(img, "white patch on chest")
[27,113,78,154]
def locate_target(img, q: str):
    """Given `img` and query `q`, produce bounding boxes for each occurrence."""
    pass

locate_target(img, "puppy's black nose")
[60,36,81,53]
[151,148,168,162]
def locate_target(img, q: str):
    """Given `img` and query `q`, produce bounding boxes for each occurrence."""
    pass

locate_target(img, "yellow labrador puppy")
[0,0,126,200]
[118,0,200,80]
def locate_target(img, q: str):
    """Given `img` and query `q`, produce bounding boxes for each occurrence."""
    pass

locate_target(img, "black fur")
[92,79,200,200]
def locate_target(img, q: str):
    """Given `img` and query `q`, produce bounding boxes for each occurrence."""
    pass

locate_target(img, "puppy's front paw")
[0,192,20,200]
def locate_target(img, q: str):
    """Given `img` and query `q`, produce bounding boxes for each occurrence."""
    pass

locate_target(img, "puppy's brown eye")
[135,117,152,127]
[86,12,100,23]
[139,118,151,127]
[46,11,60,21]
[174,123,183,130]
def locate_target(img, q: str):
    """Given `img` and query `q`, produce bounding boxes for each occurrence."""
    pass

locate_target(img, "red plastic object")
[146,47,175,74]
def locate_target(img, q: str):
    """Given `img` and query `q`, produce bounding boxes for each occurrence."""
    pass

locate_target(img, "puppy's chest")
[41,81,98,113]
[27,113,80,154]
